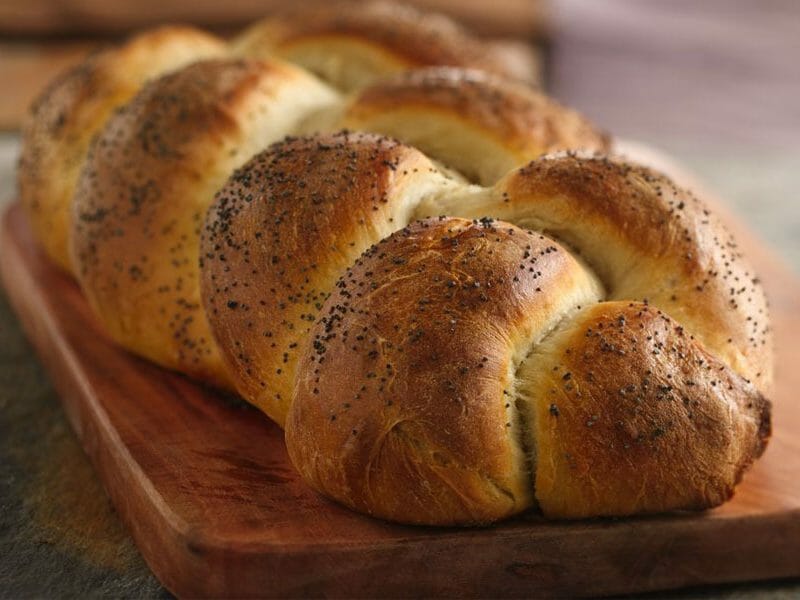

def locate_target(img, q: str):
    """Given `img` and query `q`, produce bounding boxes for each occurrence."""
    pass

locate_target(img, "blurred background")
[0,0,798,596]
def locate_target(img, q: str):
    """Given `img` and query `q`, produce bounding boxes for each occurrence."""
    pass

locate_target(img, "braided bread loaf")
[203,134,771,523]
[17,3,772,525]
[18,26,226,274]
[19,1,525,276]
[66,63,605,386]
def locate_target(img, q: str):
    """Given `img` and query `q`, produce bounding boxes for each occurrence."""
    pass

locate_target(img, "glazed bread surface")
[202,133,771,524]
[71,59,338,387]
[56,26,606,389]
[288,217,602,523]
[288,217,769,523]
[18,26,226,273]
[341,68,610,184]
[426,154,773,390]
[20,2,531,275]
[19,5,774,526]
[202,133,461,419]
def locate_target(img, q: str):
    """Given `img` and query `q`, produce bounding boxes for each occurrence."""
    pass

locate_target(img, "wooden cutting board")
[1,168,799,596]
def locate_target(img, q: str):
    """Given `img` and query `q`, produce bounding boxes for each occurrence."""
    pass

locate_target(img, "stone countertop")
[1,0,799,596]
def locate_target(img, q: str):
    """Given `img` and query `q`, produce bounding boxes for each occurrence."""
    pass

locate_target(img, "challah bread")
[287,217,602,524]
[18,26,226,273]
[288,218,769,524]
[71,59,338,387]
[21,2,526,277]
[67,55,607,388]
[17,6,772,525]
[232,1,524,91]
[424,154,773,390]
[202,133,460,420]
[341,68,610,184]
[202,132,771,523]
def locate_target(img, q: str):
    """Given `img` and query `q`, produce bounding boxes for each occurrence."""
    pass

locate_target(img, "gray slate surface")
[0,285,165,597]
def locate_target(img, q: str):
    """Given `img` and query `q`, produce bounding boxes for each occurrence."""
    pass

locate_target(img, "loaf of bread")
[18,26,226,273]
[18,1,534,276]
[70,59,337,387]
[17,2,772,525]
[204,134,771,523]
[66,60,606,387]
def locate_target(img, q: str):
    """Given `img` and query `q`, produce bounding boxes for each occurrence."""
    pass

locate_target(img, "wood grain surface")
[0,165,799,597]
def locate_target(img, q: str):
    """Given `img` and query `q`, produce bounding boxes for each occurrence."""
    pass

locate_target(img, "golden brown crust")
[509,155,774,390]
[286,217,601,524]
[201,132,459,424]
[522,301,770,518]
[18,26,226,273]
[21,10,772,527]
[350,68,609,155]
[343,68,611,183]
[233,1,518,89]
[201,133,772,524]
[286,216,769,524]
[71,59,337,388]
[434,153,773,390]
